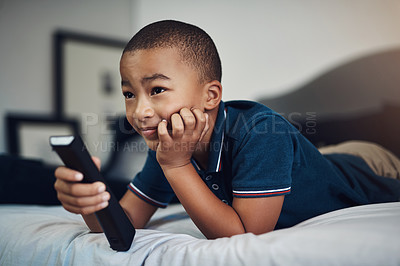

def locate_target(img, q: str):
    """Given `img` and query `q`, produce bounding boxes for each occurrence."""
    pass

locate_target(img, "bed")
[0,202,399,266]
[1,47,400,265]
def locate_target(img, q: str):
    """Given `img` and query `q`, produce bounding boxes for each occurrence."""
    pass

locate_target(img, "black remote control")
[50,135,135,251]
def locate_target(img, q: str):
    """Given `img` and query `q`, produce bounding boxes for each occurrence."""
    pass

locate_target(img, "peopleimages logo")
[285,112,317,135]
[81,112,317,142]
[89,139,149,153]
[81,113,134,135]
[212,111,318,136]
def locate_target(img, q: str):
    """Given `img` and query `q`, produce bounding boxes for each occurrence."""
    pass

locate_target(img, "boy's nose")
[134,100,154,121]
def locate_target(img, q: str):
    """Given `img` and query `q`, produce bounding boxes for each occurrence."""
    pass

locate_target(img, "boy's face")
[120,48,206,150]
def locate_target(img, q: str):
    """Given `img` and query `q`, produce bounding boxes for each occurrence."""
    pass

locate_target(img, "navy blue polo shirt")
[128,100,400,229]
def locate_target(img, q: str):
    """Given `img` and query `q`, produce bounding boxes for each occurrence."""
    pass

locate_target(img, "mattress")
[0,202,399,266]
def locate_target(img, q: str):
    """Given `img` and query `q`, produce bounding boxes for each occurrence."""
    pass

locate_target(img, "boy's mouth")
[139,127,158,138]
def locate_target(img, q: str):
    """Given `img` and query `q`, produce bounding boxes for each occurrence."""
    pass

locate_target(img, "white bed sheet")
[0,202,399,266]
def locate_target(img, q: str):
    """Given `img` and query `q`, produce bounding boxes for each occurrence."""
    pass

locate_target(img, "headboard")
[259,47,400,157]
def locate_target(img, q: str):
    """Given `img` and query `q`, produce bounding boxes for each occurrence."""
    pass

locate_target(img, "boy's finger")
[171,113,184,139]
[192,109,208,140]
[62,201,109,215]
[180,107,196,131]
[58,191,110,208]
[157,119,172,144]
[57,181,106,197]
[199,113,209,142]
[54,166,83,182]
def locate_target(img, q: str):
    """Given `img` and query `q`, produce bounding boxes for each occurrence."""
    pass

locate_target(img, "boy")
[54,20,400,239]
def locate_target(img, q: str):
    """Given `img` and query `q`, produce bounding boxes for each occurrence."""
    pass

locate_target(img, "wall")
[0,0,132,153]
[1,0,400,154]
[132,0,400,100]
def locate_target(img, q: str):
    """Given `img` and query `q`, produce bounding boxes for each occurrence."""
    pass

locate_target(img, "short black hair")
[123,20,222,83]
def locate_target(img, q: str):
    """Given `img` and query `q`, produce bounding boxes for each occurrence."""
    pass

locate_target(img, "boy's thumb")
[91,156,101,170]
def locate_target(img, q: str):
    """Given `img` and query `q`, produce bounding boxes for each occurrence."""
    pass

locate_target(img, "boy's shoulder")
[225,99,273,113]
[219,100,297,145]
[224,100,285,119]
[224,100,289,135]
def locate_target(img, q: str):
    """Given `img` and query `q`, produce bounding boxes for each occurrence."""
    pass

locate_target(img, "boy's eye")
[151,87,166,95]
[123,91,134,99]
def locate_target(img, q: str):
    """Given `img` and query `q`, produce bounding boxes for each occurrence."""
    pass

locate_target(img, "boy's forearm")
[163,164,245,239]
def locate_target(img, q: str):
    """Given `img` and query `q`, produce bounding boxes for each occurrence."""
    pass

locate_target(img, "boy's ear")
[203,80,222,111]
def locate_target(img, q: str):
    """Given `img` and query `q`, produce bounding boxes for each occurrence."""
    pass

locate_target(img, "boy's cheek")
[125,115,136,130]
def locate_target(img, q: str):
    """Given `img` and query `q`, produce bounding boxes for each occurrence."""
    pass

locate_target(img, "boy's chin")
[145,139,159,151]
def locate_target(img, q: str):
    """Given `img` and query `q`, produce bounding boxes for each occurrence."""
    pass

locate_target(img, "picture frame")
[6,114,80,165]
[53,30,128,163]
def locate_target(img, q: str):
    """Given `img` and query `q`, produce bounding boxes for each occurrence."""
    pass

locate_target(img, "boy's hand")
[156,107,209,170]
[54,157,110,215]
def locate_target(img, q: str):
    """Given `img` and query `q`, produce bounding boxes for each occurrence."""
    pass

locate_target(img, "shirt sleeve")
[128,150,175,208]
[231,115,294,198]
